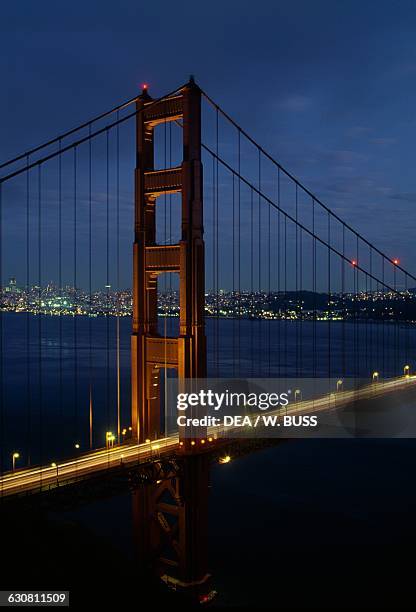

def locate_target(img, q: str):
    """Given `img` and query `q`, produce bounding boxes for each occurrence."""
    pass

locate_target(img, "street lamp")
[219,455,231,464]
[372,371,379,383]
[404,365,410,377]
[336,379,343,392]
[51,462,59,479]
[106,432,115,449]
[294,389,302,402]
[12,452,19,471]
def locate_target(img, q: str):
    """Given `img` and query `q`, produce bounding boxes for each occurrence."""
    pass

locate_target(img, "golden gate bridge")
[0,78,415,602]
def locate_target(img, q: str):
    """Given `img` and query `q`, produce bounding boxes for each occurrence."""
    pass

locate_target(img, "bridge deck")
[1,376,415,500]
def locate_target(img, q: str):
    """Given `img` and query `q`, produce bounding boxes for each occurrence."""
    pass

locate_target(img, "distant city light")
[1,281,415,323]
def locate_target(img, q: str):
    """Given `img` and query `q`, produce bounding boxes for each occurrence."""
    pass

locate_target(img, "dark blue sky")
[1,0,416,286]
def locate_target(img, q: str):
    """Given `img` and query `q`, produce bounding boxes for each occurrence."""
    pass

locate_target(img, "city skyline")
[2,276,415,322]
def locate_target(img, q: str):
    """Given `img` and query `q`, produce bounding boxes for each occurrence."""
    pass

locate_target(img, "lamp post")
[12,452,19,471]
[404,365,410,377]
[336,379,343,392]
[106,432,115,449]
[372,371,379,383]
[51,462,59,481]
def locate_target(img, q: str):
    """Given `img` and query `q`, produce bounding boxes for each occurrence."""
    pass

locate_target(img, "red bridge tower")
[131,79,206,443]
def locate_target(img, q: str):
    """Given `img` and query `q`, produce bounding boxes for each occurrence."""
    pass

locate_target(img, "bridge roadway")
[1,375,415,499]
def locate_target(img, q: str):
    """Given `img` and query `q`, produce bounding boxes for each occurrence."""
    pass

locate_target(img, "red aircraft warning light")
[393,258,400,265]
[351,259,357,267]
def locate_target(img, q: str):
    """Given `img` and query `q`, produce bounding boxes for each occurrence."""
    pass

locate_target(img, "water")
[1,313,416,607]
[1,312,414,466]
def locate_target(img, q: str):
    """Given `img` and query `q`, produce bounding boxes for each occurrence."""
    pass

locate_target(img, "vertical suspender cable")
[212,155,216,376]
[168,120,173,432]
[299,226,303,377]
[327,211,331,379]
[58,142,63,452]
[106,129,110,445]
[216,109,219,376]
[277,170,281,378]
[369,247,373,377]
[89,127,93,449]
[250,188,254,376]
[232,173,235,377]
[382,257,386,376]
[284,215,287,376]
[163,117,168,437]
[74,147,78,445]
[342,225,346,378]
[168,121,173,431]
[312,198,316,378]
[116,113,121,444]
[365,250,369,375]
[405,272,409,370]
[27,156,31,466]
[238,129,241,376]
[38,165,42,480]
[268,166,271,376]
[295,185,299,377]
[393,261,399,375]
[258,150,262,375]
[355,236,358,378]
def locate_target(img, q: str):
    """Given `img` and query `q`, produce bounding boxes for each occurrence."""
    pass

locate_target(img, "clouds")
[278,95,314,113]
[369,137,397,146]
[388,192,416,203]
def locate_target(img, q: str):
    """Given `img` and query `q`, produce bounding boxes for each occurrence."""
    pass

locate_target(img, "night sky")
[1,0,416,288]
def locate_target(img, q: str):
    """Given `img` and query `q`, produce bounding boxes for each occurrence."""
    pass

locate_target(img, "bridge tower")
[132,454,213,603]
[131,79,206,443]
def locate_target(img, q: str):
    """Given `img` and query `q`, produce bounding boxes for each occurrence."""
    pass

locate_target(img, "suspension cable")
[200,88,416,285]
[0,85,187,185]
[201,143,402,297]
